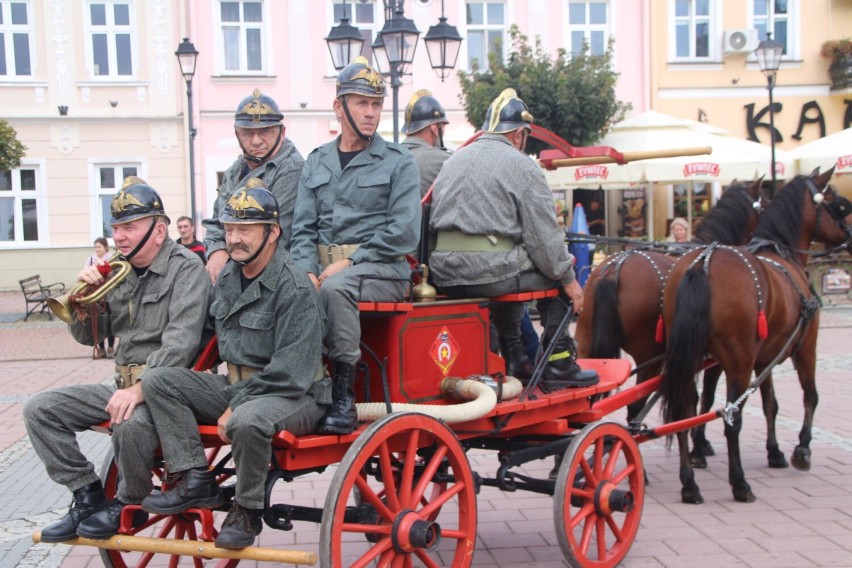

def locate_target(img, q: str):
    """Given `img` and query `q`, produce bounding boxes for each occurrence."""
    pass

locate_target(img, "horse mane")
[751,176,807,250]
[692,183,755,245]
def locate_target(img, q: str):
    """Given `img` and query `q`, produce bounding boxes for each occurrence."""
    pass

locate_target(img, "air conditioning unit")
[723,29,759,55]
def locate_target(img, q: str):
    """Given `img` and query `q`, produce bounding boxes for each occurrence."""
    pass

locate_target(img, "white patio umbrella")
[788,128,852,177]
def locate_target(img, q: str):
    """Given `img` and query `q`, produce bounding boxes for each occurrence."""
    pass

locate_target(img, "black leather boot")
[140,468,225,515]
[76,498,149,539]
[317,362,357,435]
[215,503,263,549]
[499,338,534,382]
[541,336,599,391]
[41,480,106,542]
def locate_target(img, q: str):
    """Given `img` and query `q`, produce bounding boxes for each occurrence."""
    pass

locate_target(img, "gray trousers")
[142,368,328,510]
[441,270,571,341]
[23,383,158,504]
[320,263,407,365]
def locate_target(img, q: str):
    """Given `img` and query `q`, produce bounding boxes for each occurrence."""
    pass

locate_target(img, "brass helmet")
[110,176,169,225]
[336,56,386,98]
[234,88,284,128]
[402,89,448,134]
[481,88,534,134]
[219,178,280,225]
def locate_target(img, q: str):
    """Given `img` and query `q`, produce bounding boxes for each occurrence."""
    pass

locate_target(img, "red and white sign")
[683,162,720,177]
[429,326,460,375]
[574,165,610,181]
[837,155,852,171]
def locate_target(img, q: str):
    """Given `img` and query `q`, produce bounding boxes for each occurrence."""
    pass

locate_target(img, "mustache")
[226,243,250,254]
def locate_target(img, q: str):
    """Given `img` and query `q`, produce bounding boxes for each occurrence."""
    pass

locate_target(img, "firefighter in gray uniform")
[141,179,330,550]
[203,88,305,284]
[290,56,421,435]
[429,88,598,391]
[401,89,451,197]
[23,177,210,541]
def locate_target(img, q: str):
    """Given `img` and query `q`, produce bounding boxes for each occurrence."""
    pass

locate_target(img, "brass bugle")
[47,251,132,324]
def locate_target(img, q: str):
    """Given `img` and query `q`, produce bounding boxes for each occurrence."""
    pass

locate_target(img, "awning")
[788,128,852,177]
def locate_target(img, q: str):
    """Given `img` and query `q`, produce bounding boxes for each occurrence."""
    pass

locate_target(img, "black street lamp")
[175,38,199,224]
[325,0,461,143]
[754,32,783,198]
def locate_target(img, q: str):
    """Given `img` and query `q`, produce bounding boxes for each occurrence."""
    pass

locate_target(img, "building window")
[466,0,505,71]
[332,0,377,68]
[86,0,135,77]
[95,164,138,238]
[567,1,609,57]
[753,0,790,56]
[0,166,42,243]
[217,0,269,74]
[672,0,712,59]
[672,182,710,229]
[0,0,33,76]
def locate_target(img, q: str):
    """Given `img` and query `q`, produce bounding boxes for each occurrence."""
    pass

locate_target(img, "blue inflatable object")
[568,203,591,287]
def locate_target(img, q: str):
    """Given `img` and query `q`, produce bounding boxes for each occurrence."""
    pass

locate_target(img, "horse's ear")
[809,166,821,178]
[815,166,836,189]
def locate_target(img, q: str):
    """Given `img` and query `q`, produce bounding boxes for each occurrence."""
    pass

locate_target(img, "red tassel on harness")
[757,310,768,340]
[655,314,665,343]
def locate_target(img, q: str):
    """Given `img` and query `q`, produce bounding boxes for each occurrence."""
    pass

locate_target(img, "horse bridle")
[802,178,852,251]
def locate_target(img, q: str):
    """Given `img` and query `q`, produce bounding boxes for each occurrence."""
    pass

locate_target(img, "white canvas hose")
[355,375,524,423]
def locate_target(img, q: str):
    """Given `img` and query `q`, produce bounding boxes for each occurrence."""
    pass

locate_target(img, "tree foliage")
[0,120,26,172]
[458,25,631,156]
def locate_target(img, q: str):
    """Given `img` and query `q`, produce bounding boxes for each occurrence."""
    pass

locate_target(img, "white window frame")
[326,0,379,76]
[0,160,48,247]
[669,0,720,62]
[0,0,34,78]
[464,0,508,72]
[214,0,271,76]
[83,0,137,79]
[749,0,799,61]
[566,1,611,57]
[88,160,145,241]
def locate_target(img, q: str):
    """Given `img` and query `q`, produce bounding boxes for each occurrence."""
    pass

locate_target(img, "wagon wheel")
[320,412,477,568]
[99,446,237,568]
[554,420,644,568]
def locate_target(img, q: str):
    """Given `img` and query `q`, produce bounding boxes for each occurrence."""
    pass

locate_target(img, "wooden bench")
[19,275,65,321]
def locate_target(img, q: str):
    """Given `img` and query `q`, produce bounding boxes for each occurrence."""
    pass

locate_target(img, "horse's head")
[806,167,852,251]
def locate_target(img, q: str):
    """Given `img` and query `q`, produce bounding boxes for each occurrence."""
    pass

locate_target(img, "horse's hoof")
[768,451,789,469]
[681,490,704,504]
[698,439,715,457]
[688,452,708,469]
[733,488,757,503]
[791,446,811,471]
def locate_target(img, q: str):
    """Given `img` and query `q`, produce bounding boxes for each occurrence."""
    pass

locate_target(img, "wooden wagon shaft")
[31,531,318,565]
[539,146,712,168]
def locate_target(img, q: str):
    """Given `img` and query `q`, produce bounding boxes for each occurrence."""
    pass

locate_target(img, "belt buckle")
[114,374,126,389]
[327,243,341,265]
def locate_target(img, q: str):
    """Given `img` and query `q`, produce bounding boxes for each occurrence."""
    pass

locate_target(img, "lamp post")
[754,32,783,199]
[325,0,461,143]
[175,38,199,224]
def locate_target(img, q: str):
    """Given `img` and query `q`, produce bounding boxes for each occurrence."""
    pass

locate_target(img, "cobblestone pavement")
[0,290,851,567]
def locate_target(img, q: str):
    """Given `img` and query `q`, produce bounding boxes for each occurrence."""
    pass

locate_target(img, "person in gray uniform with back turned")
[24,177,210,541]
[290,56,421,436]
[401,88,451,197]
[429,88,598,391]
[141,179,330,550]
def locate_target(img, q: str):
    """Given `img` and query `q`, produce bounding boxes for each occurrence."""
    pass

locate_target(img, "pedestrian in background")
[84,237,115,359]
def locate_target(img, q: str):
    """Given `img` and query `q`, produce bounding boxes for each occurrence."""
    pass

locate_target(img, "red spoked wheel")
[99,446,237,568]
[554,420,644,568]
[320,412,477,568]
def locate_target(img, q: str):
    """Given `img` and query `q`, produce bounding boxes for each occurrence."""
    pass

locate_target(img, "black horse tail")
[589,276,625,358]
[661,268,710,424]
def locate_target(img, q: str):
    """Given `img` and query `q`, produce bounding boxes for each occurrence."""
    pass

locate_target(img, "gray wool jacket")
[203,137,305,255]
[402,136,451,197]
[429,133,576,287]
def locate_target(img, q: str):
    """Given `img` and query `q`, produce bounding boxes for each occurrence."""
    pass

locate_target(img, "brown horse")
[660,169,852,504]
[575,180,764,424]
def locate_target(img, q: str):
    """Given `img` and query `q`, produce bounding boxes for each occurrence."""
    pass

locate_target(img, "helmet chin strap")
[237,126,283,165]
[340,96,374,142]
[120,217,158,262]
[232,225,273,267]
[436,124,446,149]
